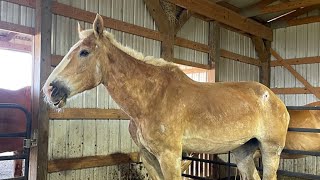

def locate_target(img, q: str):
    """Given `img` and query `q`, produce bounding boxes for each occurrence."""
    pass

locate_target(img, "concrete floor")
[0,152,15,179]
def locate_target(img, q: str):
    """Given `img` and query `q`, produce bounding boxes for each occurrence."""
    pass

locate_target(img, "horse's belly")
[182,137,250,154]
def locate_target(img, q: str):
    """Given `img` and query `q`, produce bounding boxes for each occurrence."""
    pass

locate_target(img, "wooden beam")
[216,1,240,13]
[269,5,320,28]
[31,0,52,179]
[0,41,32,53]
[0,21,35,35]
[174,37,210,53]
[271,87,312,94]
[48,152,140,173]
[285,16,320,27]
[240,0,277,17]
[220,49,261,66]
[208,21,220,80]
[49,108,130,120]
[3,0,35,8]
[271,48,320,99]
[167,0,273,41]
[243,0,320,17]
[171,58,211,69]
[271,56,320,66]
[51,2,163,41]
[251,36,271,87]
[144,0,170,33]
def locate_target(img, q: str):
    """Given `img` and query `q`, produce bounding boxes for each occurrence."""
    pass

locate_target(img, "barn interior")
[0,0,319,179]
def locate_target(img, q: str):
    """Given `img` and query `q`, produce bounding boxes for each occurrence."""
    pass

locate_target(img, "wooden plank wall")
[271,9,320,176]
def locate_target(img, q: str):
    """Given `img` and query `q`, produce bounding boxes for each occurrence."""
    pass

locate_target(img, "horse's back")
[181,81,289,154]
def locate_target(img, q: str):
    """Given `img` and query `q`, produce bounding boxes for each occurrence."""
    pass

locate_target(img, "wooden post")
[252,36,271,87]
[30,0,52,179]
[209,21,220,82]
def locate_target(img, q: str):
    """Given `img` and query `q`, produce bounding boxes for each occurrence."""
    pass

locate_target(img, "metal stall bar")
[286,106,320,110]
[0,103,32,180]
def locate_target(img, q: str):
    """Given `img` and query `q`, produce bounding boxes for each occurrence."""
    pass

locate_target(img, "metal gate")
[0,103,32,180]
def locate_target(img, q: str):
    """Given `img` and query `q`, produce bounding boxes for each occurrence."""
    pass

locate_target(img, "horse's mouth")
[52,95,67,108]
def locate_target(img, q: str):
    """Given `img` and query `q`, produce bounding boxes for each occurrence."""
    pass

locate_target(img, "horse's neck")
[103,44,169,118]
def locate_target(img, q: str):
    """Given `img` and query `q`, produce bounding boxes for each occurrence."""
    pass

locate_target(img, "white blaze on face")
[160,125,165,133]
[43,40,83,99]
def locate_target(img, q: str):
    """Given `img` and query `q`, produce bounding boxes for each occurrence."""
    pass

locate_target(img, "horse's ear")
[93,14,104,38]
[77,22,84,39]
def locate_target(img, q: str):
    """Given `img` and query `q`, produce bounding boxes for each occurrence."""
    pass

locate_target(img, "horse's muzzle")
[45,80,70,108]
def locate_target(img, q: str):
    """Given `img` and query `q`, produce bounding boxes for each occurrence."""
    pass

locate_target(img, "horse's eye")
[79,50,89,57]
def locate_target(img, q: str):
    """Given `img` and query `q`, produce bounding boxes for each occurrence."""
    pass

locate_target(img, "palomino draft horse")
[43,14,290,180]
[282,102,320,159]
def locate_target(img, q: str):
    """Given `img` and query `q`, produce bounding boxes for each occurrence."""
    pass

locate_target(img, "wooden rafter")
[271,48,320,99]
[243,0,320,17]
[3,0,35,8]
[271,56,320,67]
[216,1,240,13]
[167,0,273,41]
[285,16,320,27]
[270,5,320,28]
[240,0,277,17]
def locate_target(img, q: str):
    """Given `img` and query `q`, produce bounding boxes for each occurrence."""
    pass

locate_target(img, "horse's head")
[43,14,108,108]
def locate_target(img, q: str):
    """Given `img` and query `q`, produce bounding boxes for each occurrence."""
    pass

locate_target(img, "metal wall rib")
[174,16,209,65]
[271,9,320,176]
[219,27,259,82]
[0,1,35,27]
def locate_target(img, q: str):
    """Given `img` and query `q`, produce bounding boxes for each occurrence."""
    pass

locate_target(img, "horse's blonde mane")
[80,29,175,67]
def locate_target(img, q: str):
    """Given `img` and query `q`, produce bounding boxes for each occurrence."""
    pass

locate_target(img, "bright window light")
[0,49,32,90]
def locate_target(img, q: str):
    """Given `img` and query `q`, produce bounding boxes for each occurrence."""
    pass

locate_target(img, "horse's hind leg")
[259,141,283,180]
[232,139,260,180]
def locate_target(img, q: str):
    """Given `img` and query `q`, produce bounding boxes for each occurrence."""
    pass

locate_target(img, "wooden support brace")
[252,36,271,87]
[271,48,320,99]
[209,21,220,81]
[31,0,52,179]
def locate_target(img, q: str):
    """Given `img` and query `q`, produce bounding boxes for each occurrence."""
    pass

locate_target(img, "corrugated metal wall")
[49,0,160,179]
[0,1,35,27]
[219,27,259,82]
[174,16,209,65]
[271,9,320,176]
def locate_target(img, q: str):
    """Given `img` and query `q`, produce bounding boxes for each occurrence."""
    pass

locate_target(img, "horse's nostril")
[52,86,59,96]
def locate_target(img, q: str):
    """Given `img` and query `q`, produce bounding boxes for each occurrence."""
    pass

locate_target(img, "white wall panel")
[219,27,259,82]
